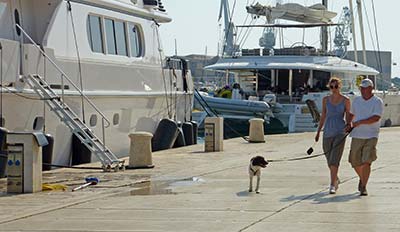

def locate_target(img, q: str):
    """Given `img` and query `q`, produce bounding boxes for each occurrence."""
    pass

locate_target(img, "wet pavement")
[0,128,400,231]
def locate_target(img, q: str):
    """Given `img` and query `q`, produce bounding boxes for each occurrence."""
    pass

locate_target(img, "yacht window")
[89,114,97,127]
[87,15,104,53]
[33,117,44,131]
[105,18,128,56]
[104,19,116,55]
[14,9,21,36]
[128,24,143,57]
[113,113,120,126]
[114,21,128,56]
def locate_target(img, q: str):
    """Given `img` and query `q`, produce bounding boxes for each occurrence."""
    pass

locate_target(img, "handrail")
[16,24,111,145]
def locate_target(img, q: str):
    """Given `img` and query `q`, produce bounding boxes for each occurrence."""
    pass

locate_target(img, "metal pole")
[321,0,329,52]
[102,118,106,148]
[349,0,358,63]
[276,70,279,86]
[61,74,65,103]
[271,70,275,88]
[225,70,229,85]
[356,0,368,65]
[255,72,259,95]
[174,39,178,56]
[289,70,293,102]
[308,70,314,87]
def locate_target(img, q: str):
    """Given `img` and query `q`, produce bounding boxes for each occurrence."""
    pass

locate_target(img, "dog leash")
[267,152,326,163]
[267,130,352,163]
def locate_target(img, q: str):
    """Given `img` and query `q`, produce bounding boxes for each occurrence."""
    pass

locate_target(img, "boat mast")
[219,0,235,56]
[321,0,328,52]
[349,0,358,63]
[356,0,368,65]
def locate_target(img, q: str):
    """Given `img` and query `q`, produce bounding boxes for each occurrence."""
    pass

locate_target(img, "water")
[197,136,205,144]
[116,177,205,196]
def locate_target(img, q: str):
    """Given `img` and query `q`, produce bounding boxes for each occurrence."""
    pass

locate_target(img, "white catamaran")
[0,0,193,167]
[206,0,400,133]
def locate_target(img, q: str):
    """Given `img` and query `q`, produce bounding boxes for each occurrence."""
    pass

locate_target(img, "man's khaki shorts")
[349,138,378,168]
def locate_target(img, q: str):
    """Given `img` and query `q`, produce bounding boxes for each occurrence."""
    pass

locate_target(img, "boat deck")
[1,128,400,231]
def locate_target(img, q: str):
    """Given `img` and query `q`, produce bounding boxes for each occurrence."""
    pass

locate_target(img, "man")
[349,78,384,196]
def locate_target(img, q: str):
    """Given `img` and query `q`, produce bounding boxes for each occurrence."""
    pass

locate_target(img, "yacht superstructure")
[206,0,399,133]
[0,0,193,165]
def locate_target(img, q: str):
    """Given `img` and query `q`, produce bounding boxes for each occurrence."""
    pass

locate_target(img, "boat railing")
[240,47,334,57]
[276,95,303,104]
[16,24,111,147]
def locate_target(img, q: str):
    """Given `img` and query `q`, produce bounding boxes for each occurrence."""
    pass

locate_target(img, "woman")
[315,77,352,194]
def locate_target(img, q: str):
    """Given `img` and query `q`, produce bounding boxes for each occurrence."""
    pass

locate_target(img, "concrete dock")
[0,128,399,231]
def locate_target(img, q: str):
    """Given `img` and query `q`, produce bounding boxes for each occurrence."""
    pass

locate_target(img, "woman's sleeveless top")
[323,97,346,138]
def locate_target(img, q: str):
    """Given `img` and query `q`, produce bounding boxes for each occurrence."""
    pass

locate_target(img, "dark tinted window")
[89,114,97,127]
[87,15,104,53]
[14,9,21,36]
[114,21,128,56]
[129,24,143,57]
[113,113,119,125]
[33,117,44,131]
[105,18,116,55]
[105,19,128,56]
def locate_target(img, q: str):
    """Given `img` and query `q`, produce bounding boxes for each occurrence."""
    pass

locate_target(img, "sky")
[159,0,400,77]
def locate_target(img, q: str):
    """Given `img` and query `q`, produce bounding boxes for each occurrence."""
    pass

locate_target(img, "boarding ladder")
[15,23,124,172]
[24,74,124,171]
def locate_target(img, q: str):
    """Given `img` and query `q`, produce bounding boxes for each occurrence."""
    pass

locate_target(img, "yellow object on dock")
[42,184,67,191]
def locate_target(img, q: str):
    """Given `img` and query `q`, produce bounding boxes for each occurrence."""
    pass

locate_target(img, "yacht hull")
[1,91,192,165]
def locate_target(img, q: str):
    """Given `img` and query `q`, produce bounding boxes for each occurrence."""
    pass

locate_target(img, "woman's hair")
[328,77,342,88]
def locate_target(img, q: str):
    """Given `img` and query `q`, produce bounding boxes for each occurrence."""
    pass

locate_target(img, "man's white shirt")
[350,95,384,139]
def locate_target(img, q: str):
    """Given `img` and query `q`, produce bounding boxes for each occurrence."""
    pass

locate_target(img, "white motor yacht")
[0,0,193,166]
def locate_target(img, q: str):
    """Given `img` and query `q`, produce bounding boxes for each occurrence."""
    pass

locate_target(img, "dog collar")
[250,166,258,175]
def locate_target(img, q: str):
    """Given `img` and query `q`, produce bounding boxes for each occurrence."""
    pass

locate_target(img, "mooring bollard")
[128,132,154,169]
[204,117,224,152]
[248,118,265,143]
[7,132,48,193]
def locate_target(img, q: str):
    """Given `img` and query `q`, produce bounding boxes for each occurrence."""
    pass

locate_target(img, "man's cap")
[360,78,374,88]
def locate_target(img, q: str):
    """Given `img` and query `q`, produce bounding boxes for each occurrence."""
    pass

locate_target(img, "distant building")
[346,50,392,90]
[182,55,220,83]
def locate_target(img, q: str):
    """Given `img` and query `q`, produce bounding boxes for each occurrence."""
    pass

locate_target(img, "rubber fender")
[152,119,179,152]
[182,122,194,145]
[173,127,186,148]
[0,127,8,178]
[71,133,92,165]
[191,121,198,144]
[42,134,54,171]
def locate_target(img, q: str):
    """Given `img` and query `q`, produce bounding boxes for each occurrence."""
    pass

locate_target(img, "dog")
[248,156,268,194]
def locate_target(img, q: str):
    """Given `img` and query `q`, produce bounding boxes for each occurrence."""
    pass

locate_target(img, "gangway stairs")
[24,74,124,171]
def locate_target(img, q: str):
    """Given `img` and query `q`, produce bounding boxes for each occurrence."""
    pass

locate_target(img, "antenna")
[174,39,178,56]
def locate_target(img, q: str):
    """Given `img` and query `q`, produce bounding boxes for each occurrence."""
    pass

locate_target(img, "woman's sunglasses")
[330,84,339,89]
